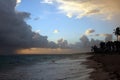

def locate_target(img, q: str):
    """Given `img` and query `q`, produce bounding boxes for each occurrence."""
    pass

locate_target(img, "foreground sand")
[87,53,120,80]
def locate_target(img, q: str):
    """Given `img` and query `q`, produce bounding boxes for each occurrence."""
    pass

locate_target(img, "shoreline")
[0,53,92,80]
[86,53,120,80]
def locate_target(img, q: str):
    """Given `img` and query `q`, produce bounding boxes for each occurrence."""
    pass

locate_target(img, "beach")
[0,54,93,80]
[1,53,120,80]
[87,53,120,80]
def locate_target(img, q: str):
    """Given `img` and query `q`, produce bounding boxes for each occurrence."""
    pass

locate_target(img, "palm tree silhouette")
[114,27,120,41]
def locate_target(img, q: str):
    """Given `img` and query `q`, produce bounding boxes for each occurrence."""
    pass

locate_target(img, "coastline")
[0,53,92,80]
[86,53,120,80]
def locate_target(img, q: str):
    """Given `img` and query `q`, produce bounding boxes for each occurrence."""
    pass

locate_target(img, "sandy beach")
[87,53,120,80]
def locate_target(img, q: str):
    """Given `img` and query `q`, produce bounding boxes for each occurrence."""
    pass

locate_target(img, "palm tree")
[114,27,120,41]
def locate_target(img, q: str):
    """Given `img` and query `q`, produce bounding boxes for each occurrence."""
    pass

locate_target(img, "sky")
[0,0,120,54]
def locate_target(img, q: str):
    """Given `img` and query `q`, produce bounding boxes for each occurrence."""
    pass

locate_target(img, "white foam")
[0,54,93,80]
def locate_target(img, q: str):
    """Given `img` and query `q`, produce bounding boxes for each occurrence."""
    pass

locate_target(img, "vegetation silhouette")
[114,27,120,41]
[91,27,120,54]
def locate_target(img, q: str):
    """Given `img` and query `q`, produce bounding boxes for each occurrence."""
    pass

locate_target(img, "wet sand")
[87,53,120,80]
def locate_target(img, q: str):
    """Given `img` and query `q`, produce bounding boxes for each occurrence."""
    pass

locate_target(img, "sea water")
[0,54,93,80]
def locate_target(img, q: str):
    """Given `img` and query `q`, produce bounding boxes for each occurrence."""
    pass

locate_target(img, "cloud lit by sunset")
[43,0,120,20]
[1,1,120,80]
[0,0,120,54]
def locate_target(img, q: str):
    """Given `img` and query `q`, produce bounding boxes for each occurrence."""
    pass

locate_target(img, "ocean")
[0,54,93,80]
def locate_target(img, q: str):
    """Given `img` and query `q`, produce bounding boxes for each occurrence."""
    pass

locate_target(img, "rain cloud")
[0,0,49,54]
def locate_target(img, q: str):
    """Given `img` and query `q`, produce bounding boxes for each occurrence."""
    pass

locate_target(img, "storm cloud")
[0,0,49,54]
[0,0,115,54]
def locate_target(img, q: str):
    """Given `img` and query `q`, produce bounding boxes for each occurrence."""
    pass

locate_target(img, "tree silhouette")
[114,27,120,41]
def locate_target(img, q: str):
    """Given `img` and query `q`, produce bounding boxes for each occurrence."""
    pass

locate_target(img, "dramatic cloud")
[0,0,50,54]
[85,29,95,35]
[0,0,95,54]
[43,0,120,20]
[0,0,116,54]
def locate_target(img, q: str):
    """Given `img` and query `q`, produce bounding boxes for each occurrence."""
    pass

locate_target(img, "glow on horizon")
[13,0,120,55]
[0,0,119,55]
[16,48,82,54]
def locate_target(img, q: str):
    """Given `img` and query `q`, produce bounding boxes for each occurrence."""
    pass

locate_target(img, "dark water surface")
[0,54,93,80]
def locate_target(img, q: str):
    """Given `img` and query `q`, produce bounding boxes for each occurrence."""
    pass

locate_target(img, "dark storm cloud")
[0,0,49,54]
[17,12,31,20]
